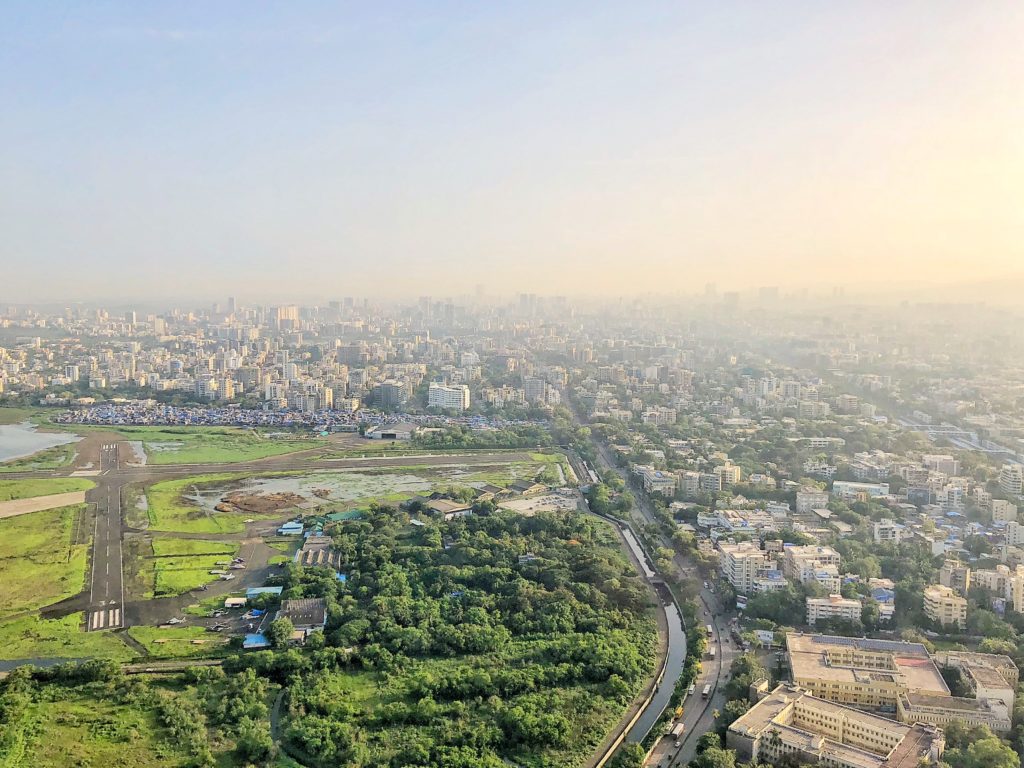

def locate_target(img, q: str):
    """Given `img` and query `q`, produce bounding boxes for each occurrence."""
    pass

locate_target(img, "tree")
[697,732,722,754]
[235,716,275,763]
[943,732,1020,768]
[610,743,646,768]
[267,616,295,648]
[693,746,738,768]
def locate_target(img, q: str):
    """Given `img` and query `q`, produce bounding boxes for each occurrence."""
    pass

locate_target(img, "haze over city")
[5,6,1024,768]
[3,2,1023,301]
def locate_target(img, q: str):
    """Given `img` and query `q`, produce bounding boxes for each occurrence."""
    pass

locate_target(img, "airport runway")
[66,448,533,631]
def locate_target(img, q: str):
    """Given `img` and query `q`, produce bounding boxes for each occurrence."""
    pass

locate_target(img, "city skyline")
[4,2,1024,300]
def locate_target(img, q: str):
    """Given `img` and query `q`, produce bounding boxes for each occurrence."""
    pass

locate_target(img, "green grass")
[0,612,134,661]
[145,472,252,533]
[9,684,194,766]
[0,443,78,473]
[0,477,93,502]
[0,406,38,425]
[183,593,239,616]
[154,554,236,596]
[0,505,89,618]
[145,537,241,596]
[89,425,326,465]
[128,625,229,658]
[151,537,238,557]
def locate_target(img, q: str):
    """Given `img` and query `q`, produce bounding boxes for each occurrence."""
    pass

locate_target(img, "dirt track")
[0,491,87,519]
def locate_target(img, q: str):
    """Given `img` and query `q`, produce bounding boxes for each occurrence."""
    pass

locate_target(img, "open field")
[0,442,78,473]
[0,477,94,502]
[47,425,327,464]
[0,406,40,425]
[2,681,212,766]
[0,612,134,661]
[131,536,242,597]
[0,490,90,521]
[0,504,90,618]
[145,472,255,533]
[127,624,230,658]
[143,460,559,534]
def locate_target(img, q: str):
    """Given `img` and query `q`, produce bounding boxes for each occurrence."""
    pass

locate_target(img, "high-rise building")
[427,382,470,411]
[999,465,1023,496]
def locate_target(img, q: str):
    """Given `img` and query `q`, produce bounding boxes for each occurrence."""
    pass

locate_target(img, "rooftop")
[787,633,948,695]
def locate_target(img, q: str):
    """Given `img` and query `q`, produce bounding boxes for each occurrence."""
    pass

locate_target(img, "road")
[86,442,125,631]
[566,401,736,766]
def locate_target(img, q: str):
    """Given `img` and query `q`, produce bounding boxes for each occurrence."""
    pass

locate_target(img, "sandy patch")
[0,491,88,520]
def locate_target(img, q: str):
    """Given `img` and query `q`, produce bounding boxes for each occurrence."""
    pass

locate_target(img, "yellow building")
[923,584,967,629]
[786,634,1013,733]
[727,684,944,768]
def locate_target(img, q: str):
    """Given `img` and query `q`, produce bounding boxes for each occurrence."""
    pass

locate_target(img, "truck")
[671,722,686,746]
[702,684,712,698]
[688,683,696,696]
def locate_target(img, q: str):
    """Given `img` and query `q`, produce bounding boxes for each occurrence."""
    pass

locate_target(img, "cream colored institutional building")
[786,634,1015,733]
[728,684,945,768]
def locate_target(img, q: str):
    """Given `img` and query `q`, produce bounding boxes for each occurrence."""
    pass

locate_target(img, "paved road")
[86,442,125,631]
[68,448,534,632]
[565,399,737,766]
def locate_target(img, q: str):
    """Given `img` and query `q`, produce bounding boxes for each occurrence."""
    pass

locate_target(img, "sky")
[2,2,1023,302]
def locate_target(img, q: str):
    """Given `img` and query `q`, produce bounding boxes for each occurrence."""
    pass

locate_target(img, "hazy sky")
[2,2,1023,301]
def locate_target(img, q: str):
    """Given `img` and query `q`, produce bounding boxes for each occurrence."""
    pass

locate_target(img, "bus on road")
[702,684,712,698]
[688,683,696,696]
[707,646,716,660]
[706,624,714,636]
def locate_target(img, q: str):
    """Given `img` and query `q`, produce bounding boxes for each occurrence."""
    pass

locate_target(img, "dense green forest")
[0,504,657,768]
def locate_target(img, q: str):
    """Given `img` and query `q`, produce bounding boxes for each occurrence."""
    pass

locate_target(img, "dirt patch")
[214,491,305,516]
[0,491,88,520]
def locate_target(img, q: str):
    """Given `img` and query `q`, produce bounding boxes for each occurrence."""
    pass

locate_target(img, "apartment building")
[728,685,944,768]
[427,382,471,411]
[999,464,1023,496]
[807,594,862,626]
[783,545,842,592]
[873,518,905,545]
[713,462,742,488]
[992,499,1019,523]
[796,489,830,515]
[938,560,972,595]
[832,481,890,501]
[923,584,967,629]
[718,540,774,595]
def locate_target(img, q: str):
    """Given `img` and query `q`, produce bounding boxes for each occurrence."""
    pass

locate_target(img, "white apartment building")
[1000,464,1023,496]
[718,540,774,595]
[873,518,905,544]
[795,489,829,515]
[807,594,862,626]
[427,382,470,411]
[831,481,890,500]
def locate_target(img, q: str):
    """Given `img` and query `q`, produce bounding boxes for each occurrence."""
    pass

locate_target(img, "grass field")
[0,504,89,618]
[145,472,253,533]
[0,406,39,425]
[0,442,78,473]
[141,537,241,597]
[81,425,327,464]
[7,684,194,766]
[0,477,94,502]
[0,612,134,661]
[128,624,229,658]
